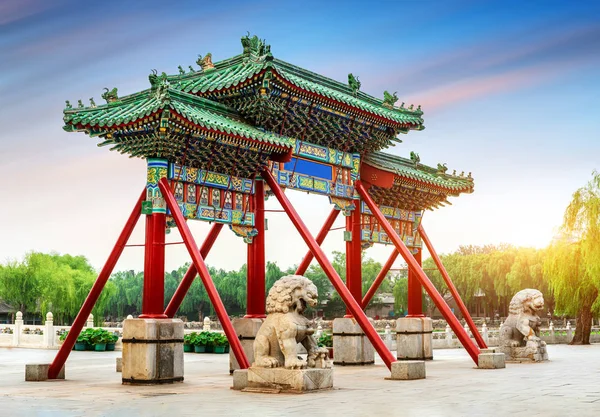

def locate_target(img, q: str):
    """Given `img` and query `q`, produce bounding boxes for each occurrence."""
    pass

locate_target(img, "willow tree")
[545,171,600,344]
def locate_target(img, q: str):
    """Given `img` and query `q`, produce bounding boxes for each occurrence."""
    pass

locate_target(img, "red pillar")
[140,211,167,319]
[345,209,362,316]
[407,248,424,317]
[245,178,266,318]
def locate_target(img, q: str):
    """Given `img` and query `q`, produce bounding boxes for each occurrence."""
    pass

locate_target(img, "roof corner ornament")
[468,172,473,180]
[437,163,448,175]
[382,91,398,109]
[101,87,119,103]
[410,151,420,166]
[460,171,465,177]
[77,99,84,108]
[348,74,361,95]
[400,102,405,109]
[452,169,456,176]
[178,65,186,75]
[149,69,170,101]
[197,53,215,71]
[408,104,414,110]
[188,65,195,73]
[89,97,96,108]
[65,100,72,109]
[241,32,271,58]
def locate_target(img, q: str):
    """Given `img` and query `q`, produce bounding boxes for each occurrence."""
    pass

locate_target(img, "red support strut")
[296,208,340,275]
[345,209,362,316]
[362,248,399,308]
[164,222,224,318]
[158,178,250,369]
[418,225,487,348]
[245,178,266,318]
[48,190,146,379]
[261,168,397,370]
[355,180,481,365]
[141,212,167,318]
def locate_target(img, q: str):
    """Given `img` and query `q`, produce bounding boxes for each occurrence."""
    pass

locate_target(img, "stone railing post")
[482,322,488,345]
[126,314,133,320]
[463,322,470,338]
[566,322,572,342]
[315,324,323,339]
[384,324,392,350]
[445,324,452,348]
[13,311,23,346]
[87,314,94,328]
[203,317,211,331]
[549,321,555,344]
[44,312,54,348]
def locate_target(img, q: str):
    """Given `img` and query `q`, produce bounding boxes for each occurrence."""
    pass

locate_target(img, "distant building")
[0,300,15,324]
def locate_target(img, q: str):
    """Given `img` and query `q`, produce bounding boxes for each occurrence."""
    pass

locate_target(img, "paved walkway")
[1,345,599,416]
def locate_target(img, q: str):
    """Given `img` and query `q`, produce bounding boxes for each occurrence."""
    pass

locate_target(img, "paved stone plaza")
[1,345,599,416]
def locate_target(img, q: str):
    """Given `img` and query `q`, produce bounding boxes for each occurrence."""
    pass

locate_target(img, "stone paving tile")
[0,345,599,416]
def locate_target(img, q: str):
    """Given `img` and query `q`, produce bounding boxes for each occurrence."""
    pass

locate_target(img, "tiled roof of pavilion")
[63,87,294,150]
[364,152,474,193]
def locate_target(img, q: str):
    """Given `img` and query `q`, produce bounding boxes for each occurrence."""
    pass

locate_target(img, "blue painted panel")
[286,157,333,181]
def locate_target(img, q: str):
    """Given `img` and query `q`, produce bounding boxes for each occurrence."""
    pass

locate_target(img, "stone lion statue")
[253,275,331,369]
[498,289,548,361]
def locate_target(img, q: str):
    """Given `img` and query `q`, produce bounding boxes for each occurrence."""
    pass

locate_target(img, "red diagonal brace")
[48,189,145,379]
[164,222,224,318]
[158,178,250,369]
[418,225,487,348]
[295,207,340,275]
[362,248,399,308]
[262,168,396,370]
[355,180,480,365]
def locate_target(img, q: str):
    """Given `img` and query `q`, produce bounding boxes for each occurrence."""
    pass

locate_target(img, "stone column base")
[396,317,433,361]
[121,318,184,384]
[25,364,65,381]
[332,317,375,366]
[230,317,264,373]
[478,353,506,369]
[497,339,549,363]
[388,360,426,380]
[245,367,333,393]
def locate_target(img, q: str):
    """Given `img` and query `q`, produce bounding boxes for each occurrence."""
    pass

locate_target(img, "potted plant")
[318,333,333,359]
[183,333,195,353]
[75,329,91,351]
[212,333,229,354]
[193,332,210,353]
[91,328,108,351]
[106,332,119,351]
[205,331,216,353]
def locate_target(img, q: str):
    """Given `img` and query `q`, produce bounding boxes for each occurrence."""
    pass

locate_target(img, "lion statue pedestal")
[242,275,333,393]
[497,289,549,362]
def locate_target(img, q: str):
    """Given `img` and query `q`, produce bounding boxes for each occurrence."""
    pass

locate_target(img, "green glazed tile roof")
[169,40,424,127]
[63,88,294,149]
[363,152,474,192]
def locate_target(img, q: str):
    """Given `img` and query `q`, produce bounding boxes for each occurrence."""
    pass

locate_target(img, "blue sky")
[1,0,599,273]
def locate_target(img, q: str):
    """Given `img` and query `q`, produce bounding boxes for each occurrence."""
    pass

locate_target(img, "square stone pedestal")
[245,367,333,393]
[332,317,374,366]
[229,317,264,373]
[388,360,426,380]
[497,339,549,363]
[478,353,506,369]
[25,364,65,381]
[122,318,184,384]
[396,317,433,361]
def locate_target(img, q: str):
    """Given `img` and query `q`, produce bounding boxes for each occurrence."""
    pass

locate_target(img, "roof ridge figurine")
[383,91,398,109]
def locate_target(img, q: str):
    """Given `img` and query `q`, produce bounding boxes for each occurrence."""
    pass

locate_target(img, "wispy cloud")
[0,0,62,26]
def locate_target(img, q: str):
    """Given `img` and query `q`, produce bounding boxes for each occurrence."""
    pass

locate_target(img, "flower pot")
[225,345,230,353]
[74,342,87,351]
[206,345,213,353]
[213,346,226,354]
[94,343,107,351]
[194,345,206,353]
[183,343,193,353]
[106,343,116,351]
[86,343,94,351]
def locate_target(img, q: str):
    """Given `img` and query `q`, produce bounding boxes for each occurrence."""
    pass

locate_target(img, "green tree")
[545,171,600,344]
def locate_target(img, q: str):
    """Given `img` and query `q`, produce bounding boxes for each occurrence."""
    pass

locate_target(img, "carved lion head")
[508,289,544,315]
[265,275,318,314]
